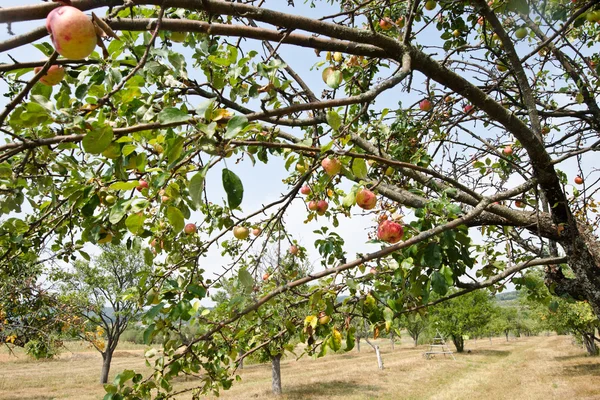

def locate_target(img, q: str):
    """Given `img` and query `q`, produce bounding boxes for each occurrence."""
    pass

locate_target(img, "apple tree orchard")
[1,0,600,396]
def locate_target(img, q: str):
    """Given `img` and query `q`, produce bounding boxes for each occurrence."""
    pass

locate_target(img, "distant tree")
[402,312,429,347]
[430,290,494,352]
[59,243,150,383]
[489,306,518,341]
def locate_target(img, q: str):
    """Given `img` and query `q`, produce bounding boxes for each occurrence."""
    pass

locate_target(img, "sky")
[1,1,593,300]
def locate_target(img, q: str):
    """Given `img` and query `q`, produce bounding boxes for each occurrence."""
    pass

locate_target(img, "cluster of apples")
[36,5,99,86]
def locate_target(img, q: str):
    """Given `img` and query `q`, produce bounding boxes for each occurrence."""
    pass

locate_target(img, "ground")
[0,336,598,399]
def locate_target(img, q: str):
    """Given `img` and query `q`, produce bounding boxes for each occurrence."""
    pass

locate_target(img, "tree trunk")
[390,332,395,351]
[100,349,113,384]
[582,333,599,356]
[505,331,509,342]
[271,354,282,395]
[357,337,360,352]
[413,333,419,347]
[452,335,464,353]
[364,337,384,370]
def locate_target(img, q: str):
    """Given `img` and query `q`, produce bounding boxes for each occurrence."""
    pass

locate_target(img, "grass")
[0,335,599,399]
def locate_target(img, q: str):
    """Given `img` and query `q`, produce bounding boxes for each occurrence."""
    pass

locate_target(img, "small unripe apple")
[541,126,551,135]
[300,185,311,195]
[252,228,261,236]
[316,200,329,215]
[452,29,461,38]
[379,18,393,30]
[333,52,343,62]
[184,223,197,234]
[161,195,170,203]
[515,27,528,39]
[262,273,270,281]
[419,99,433,112]
[377,220,404,243]
[424,0,437,10]
[396,17,405,28]
[356,188,377,210]
[233,226,250,240]
[34,65,65,86]
[503,145,513,156]
[318,313,331,325]
[289,245,299,255]
[136,180,149,192]
[170,31,188,43]
[321,157,342,176]
[574,176,584,185]
[497,62,508,72]
[104,194,116,205]
[46,6,97,60]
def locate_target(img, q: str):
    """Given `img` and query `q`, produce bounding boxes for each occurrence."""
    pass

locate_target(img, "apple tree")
[2,0,600,396]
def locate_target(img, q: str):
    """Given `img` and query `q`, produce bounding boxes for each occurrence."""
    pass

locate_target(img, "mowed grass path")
[1,336,599,399]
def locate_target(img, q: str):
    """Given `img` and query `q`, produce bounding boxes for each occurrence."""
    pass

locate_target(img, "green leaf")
[166,206,185,232]
[82,125,114,154]
[189,167,208,208]
[125,213,145,234]
[109,181,138,191]
[167,136,184,165]
[143,324,156,344]
[238,268,254,291]
[423,242,442,269]
[114,370,136,386]
[109,200,130,224]
[352,159,368,180]
[431,271,448,295]
[104,384,118,394]
[222,168,244,209]
[326,110,342,131]
[158,107,190,124]
[224,115,248,139]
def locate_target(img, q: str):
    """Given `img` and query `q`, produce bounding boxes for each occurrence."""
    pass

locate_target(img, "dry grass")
[0,336,599,399]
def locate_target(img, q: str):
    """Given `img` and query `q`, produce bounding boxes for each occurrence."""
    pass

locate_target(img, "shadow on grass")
[284,380,380,398]
[562,363,600,376]
[1,396,54,400]
[554,354,587,362]
[464,349,511,358]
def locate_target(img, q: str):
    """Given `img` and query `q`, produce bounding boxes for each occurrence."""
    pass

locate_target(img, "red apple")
[300,185,311,195]
[252,228,261,236]
[289,245,299,255]
[574,176,584,185]
[34,65,65,86]
[46,6,97,60]
[419,99,433,112]
[136,180,149,192]
[316,200,329,215]
[321,157,342,176]
[184,223,197,234]
[503,145,513,156]
[379,18,393,31]
[233,226,250,240]
[356,188,377,210]
[262,273,270,281]
[308,201,318,211]
[515,200,525,208]
[464,104,475,114]
[377,220,404,243]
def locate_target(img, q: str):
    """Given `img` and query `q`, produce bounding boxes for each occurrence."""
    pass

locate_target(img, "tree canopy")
[2,0,600,396]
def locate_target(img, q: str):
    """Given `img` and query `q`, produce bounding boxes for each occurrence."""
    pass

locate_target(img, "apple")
[370,267,378,275]
[252,227,261,236]
[316,200,329,215]
[184,223,197,234]
[34,65,65,86]
[322,67,342,89]
[170,31,188,42]
[321,157,342,176]
[46,6,97,60]
[318,312,331,325]
[308,201,319,211]
[424,0,437,10]
[300,185,311,195]
[289,245,299,255]
[161,195,170,203]
[452,29,461,38]
[496,62,508,72]
[378,213,388,223]
[419,99,433,112]
[574,176,584,185]
[136,179,149,192]
[396,17,405,28]
[515,27,528,39]
[541,126,551,135]
[379,18,393,30]
[104,194,116,205]
[464,104,474,114]
[233,226,250,240]
[356,188,377,210]
[503,145,513,156]
[377,220,404,243]
[262,273,270,281]
[515,200,525,208]
[333,52,343,62]
[478,16,484,26]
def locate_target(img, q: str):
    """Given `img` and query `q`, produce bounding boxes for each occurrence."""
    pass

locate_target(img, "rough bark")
[452,335,464,353]
[100,349,113,384]
[271,354,282,395]
[356,337,360,352]
[582,332,599,356]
